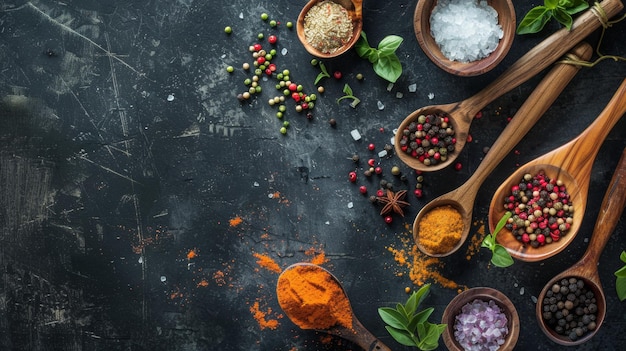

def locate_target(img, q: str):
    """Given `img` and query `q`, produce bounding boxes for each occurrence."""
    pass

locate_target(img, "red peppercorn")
[368,143,375,151]
[376,189,384,197]
[454,162,462,171]
[256,56,266,65]
[537,234,546,244]
[253,43,262,51]
[333,71,342,79]
[268,35,277,44]
[522,233,530,243]
[288,83,297,92]
[265,68,272,75]
[375,167,382,174]
[368,159,376,167]
[359,185,367,194]
[475,111,483,119]
[466,134,473,143]
[291,92,300,102]
[348,171,357,182]
[384,215,393,224]
[301,102,309,110]
[268,63,277,72]
[414,189,423,198]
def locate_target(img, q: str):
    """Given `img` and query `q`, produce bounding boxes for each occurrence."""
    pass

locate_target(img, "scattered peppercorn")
[224,26,232,34]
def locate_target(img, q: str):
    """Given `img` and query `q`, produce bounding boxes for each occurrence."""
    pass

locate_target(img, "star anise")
[377,189,410,217]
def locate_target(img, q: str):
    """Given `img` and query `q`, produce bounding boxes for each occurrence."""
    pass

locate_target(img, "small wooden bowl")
[297,0,363,58]
[442,287,520,351]
[414,0,516,76]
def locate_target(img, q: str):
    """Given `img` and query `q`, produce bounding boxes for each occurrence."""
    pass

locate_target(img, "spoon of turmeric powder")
[413,43,592,257]
[276,263,391,351]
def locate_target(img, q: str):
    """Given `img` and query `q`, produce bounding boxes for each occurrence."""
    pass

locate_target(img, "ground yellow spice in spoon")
[417,205,463,254]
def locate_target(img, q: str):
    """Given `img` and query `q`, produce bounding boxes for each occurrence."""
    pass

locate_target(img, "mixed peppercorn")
[398,112,456,166]
[503,171,573,247]
[542,277,598,341]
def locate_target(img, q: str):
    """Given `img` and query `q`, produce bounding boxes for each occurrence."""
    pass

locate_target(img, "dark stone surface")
[0,0,625,350]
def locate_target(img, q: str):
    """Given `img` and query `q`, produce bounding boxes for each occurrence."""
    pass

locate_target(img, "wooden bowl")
[414,0,516,76]
[442,287,520,351]
[296,0,363,58]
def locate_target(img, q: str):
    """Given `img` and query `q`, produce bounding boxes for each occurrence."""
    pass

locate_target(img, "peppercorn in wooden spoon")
[535,146,626,345]
[395,0,624,172]
[276,263,391,351]
[412,43,592,257]
[489,78,626,262]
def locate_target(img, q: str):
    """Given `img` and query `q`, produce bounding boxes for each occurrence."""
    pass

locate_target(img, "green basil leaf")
[482,234,495,250]
[342,83,353,96]
[615,265,626,277]
[494,211,512,236]
[378,307,409,329]
[517,6,551,34]
[405,291,418,315]
[377,35,403,56]
[616,277,626,301]
[416,322,426,340]
[413,283,431,307]
[564,1,589,15]
[552,8,573,30]
[368,50,379,64]
[558,0,574,7]
[412,307,434,326]
[373,54,402,83]
[385,326,417,347]
[492,245,514,267]
[421,323,446,350]
[620,250,626,263]
[545,0,559,9]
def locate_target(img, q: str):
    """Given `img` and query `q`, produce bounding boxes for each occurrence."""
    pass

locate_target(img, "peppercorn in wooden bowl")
[297,0,363,58]
[414,0,515,76]
[442,287,520,351]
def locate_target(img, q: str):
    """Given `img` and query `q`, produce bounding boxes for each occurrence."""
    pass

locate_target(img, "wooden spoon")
[413,43,593,257]
[277,263,391,351]
[535,146,626,345]
[489,78,626,261]
[296,0,363,58]
[395,0,624,172]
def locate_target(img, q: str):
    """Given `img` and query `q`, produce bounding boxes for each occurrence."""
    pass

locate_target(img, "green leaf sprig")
[481,211,514,268]
[517,0,589,34]
[336,83,360,108]
[355,31,403,83]
[615,250,626,301]
[378,284,446,351]
[314,60,330,85]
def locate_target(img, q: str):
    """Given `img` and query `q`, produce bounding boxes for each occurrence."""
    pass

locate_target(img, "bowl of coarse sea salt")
[414,0,515,76]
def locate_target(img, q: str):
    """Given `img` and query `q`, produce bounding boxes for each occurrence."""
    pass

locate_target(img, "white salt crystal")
[386,83,394,91]
[520,287,525,295]
[281,48,288,56]
[378,150,387,158]
[430,0,503,62]
[428,92,435,99]
[396,92,403,98]
[160,276,167,282]
[377,101,385,110]
[239,12,244,19]
[167,94,175,102]
[408,83,417,93]
[347,202,354,208]
[390,136,395,145]
[350,129,362,140]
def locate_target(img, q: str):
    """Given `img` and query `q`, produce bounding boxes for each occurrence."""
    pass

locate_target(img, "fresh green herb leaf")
[481,212,514,268]
[616,250,626,301]
[314,62,330,85]
[517,0,589,34]
[355,31,403,83]
[378,284,446,350]
[336,84,360,107]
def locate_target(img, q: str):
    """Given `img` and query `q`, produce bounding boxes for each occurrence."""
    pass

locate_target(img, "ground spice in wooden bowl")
[302,0,354,54]
[276,263,353,330]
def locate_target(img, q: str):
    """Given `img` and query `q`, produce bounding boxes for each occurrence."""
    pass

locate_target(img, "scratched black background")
[1,1,625,350]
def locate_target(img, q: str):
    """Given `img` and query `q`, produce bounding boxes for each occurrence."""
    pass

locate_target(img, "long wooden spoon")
[536,146,626,345]
[413,43,593,257]
[277,263,391,351]
[489,78,626,261]
[395,0,624,172]
[297,0,363,58]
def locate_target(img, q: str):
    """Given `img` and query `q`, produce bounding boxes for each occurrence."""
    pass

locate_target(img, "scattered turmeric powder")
[276,264,353,330]
[186,249,197,260]
[417,205,463,254]
[466,222,486,261]
[253,252,282,273]
[250,300,280,330]
[229,216,243,227]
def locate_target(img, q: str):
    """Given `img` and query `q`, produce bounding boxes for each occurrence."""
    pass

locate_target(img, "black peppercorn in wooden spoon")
[413,43,592,257]
[489,78,626,262]
[535,146,626,346]
[395,0,624,172]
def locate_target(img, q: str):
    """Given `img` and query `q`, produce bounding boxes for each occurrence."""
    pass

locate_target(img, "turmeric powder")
[276,264,353,330]
[417,205,463,254]
[253,252,282,273]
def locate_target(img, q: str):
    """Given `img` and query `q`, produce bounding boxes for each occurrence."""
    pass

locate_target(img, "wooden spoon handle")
[339,318,392,351]
[461,0,624,116]
[467,43,593,186]
[580,147,626,267]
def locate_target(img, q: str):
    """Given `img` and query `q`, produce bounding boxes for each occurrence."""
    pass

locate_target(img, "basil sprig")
[355,31,403,83]
[517,0,589,34]
[481,212,514,268]
[378,284,446,350]
[615,251,626,301]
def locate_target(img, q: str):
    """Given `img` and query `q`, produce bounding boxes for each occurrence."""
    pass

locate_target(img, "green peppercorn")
[226,66,234,73]
[270,20,277,27]
[286,21,293,28]
[280,126,287,134]
[276,112,283,119]
[257,33,264,40]
[356,73,364,80]
[224,26,232,34]
[261,13,269,21]
[283,121,290,127]
[310,59,318,66]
